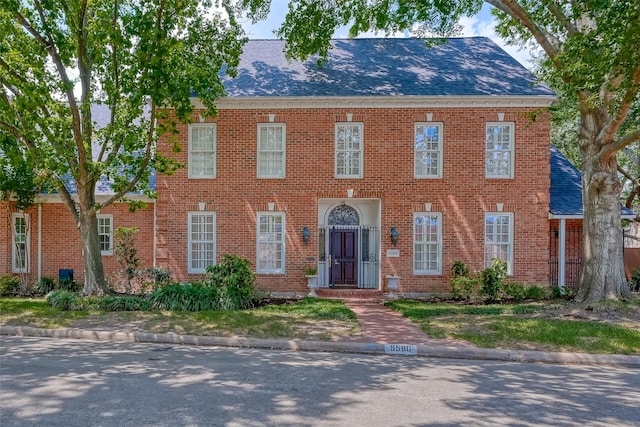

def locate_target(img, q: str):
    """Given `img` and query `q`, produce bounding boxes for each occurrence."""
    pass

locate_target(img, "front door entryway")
[330,228,358,287]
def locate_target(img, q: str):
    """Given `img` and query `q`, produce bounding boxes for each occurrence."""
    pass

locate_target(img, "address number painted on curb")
[384,344,418,355]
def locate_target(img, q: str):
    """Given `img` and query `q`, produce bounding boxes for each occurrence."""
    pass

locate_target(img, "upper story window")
[415,123,443,178]
[257,123,286,178]
[486,123,514,178]
[189,123,216,178]
[484,213,514,274]
[12,213,29,273]
[335,123,363,178]
[97,214,113,256]
[413,212,442,275]
[188,212,216,273]
[257,212,285,274]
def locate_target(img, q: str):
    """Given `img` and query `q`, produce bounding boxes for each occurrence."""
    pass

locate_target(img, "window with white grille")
[97,214,113,255]
[257,212,285,273]
[413,213,442,274]
[257,124,286,178]
[484,213,514,274]
[12,213,29,273]
[415,123,443,178]
[189,124,216,178]
[486,123,514,178]
[188,212,216,273]
[335,123,363,178]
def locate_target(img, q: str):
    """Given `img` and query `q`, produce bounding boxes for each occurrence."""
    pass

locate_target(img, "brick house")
[5,37,601,296]
[155,37,556,296]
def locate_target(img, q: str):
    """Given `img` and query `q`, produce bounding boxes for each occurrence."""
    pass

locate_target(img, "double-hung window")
[188,212,216,273]
[484,213,514,274]
[189,123,216,178]
[257,123,286,178]
[12,213,29,273]
[257,212,285,273]
[415,123,443,178]
[335,123,363,178]
[413,213,442,274]
[97,214,113,256]
[486,123,514,178]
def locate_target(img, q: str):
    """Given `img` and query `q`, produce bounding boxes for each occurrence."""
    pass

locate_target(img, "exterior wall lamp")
[390,227,399,246]
[302,227,311,245]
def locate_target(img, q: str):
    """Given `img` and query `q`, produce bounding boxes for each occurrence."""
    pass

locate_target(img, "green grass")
[386,299,640,355]
[0,297,360,341]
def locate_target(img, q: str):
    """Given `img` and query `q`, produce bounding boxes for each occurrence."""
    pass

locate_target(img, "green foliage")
[629,269,640,292]
[114,227,141,286]
[450,260,470,278]
[99,295,150,312]
[0,275,21,296]
[58,279,81,293]
[479,259,507,302]
[34,277,56,295]
[524,285,549,300]
[46,290,85,311]
[147,283,221,312]
[204,254,256,310]
[502,282,528,301]
[450,276,481,300]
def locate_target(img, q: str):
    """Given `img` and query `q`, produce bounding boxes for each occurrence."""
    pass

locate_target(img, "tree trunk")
[78,208,109,296]
[576,112,632,303]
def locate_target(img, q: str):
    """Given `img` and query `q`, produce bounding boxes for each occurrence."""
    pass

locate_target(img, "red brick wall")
[156,106,551,295]
[0,201,154,286]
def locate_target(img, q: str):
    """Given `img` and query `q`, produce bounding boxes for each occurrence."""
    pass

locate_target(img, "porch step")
[316,288,386,303]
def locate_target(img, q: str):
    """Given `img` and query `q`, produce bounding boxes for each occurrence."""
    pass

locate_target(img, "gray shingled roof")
[223,37,554,98]
[550,145,634,217]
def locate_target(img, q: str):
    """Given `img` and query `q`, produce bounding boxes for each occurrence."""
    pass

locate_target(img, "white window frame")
[188,212,217,274]
[335,122,363,178]
[256,212,285,274]
[97,214,113,256]
[414,122,443,178]
[12,213,29,273]
[257,123,286,178]
[413,212,442,275]
[188,123,217,178]
[485,122,514,178]
[484,212,514,274]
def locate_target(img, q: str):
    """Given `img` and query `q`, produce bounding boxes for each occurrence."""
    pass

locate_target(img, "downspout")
[153,201,157,268]
[38,203,42,281]
[558,218,566,288]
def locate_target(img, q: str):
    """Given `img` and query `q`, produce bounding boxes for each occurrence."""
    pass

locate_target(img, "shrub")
[0,275,21,296]
[204,254,256,310]
[551,285,574,299]
[524,285,548,300]
[58,279,81,293]
[451,260,470,278]
[47,290,85,311]
[35,277,56,295]
[502,282,527,301]
[100,295,150,311]
[147,283,220,311]
[479,259,507,302]
[450,276,481,300]
[629,269,640,292]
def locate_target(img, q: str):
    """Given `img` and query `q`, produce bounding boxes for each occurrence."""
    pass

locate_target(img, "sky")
[238,1,537,70]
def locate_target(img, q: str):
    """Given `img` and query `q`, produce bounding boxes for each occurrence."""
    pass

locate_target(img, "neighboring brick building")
[6,37,602,296]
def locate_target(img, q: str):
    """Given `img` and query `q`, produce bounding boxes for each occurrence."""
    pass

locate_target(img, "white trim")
[12,212,30,273]
[484,212,514,275]
[97,214,114,256]
[38,204,42,281]
[558,218,566,287]
[414,122,443,179]
[413,212,443,275]
[188,123,217,179]
[256,211,286,274]
[33,194,155,204]
[335,122,364,179]
[549,213,636,220]
[191,95,557,110]
[187,211,217,274]
[485,122,515,179]
[257,123,286,178]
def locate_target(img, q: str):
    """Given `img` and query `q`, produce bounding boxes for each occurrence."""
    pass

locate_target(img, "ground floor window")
[257,212,285,273]
[12,213,29,273]
[97,214,113,255]
[484,213,514,274]
[188,212,216,273]
[413,212,442,274]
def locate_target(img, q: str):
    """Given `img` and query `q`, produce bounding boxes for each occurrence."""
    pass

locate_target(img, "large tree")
[273,0,640,303]
[0,0,256,294]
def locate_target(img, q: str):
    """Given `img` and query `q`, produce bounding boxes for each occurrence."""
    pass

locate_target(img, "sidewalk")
[2,301,640,368]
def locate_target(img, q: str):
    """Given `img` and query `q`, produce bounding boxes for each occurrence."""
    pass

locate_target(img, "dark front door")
[330,229,358,287]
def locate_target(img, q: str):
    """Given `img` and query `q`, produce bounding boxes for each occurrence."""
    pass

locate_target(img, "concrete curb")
[2,325,640,368]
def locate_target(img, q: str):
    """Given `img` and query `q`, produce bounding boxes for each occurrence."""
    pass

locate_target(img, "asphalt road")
[1,336,639,426]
